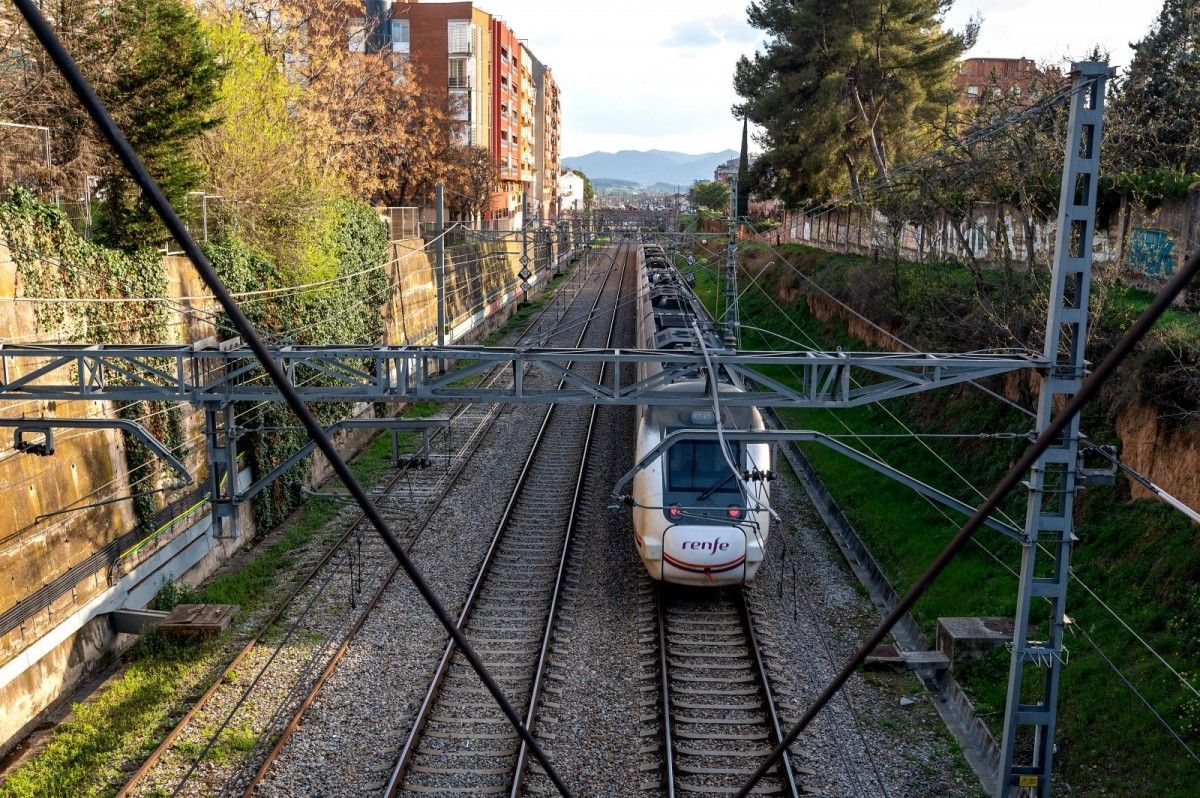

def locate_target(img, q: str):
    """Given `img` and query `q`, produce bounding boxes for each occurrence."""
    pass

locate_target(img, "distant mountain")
[592,177,641,191]
[562,149,738,187]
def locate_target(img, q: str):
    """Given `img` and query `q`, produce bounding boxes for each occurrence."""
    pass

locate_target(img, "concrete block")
[937,617,1014,669]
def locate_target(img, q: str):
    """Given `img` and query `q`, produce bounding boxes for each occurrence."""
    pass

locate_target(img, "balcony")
[448,28,474,56]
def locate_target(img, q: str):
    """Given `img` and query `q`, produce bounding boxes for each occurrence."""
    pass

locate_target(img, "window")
[448,20,471,54]
[668,441,739,494]
[966,85,980,97]
[390,20,410,54]
[449,57,469,89]
[348,17,367,53]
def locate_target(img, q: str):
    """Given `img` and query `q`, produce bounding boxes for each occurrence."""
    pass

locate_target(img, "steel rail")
[657,586,677,798]
[8,5,571,792]
[735,591,801,797]
[657,586,802,798]
[506,244,629,797]
[115,252,594,798]
[384,244,628,796]
[237,254,602,796]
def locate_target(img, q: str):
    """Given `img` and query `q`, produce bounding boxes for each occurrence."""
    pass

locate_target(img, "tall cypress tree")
[736,117,750,219]
[734,0,971,206]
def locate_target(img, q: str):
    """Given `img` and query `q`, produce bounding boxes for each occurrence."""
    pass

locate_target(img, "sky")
[479,0,1165,158]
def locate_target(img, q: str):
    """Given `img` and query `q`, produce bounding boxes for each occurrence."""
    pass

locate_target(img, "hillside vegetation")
[690,240,1200,797]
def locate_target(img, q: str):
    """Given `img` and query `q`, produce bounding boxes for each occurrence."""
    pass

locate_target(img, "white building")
[714,158,739,186]
[558,170,586,213]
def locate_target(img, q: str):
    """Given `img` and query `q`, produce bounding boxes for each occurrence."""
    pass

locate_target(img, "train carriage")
[632,244,773,586]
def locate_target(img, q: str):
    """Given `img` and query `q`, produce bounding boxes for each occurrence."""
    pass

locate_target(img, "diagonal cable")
[734,242,1200,796]
[6,3,574,795]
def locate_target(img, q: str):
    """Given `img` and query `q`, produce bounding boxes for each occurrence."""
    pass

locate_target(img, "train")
[631,243,774,586]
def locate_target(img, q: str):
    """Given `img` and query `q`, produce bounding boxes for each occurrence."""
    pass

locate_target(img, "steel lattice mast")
[998,61,1110,798]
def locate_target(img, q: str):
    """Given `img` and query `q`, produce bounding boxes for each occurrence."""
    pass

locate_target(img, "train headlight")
[727,505,742,519]
[668,504,682,519]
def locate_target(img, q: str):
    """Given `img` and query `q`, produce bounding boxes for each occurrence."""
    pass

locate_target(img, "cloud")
[663,15,763,49]
[718,15,762,45]
[663,20,722,47]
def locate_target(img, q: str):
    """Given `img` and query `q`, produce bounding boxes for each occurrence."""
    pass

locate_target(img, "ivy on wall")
[204,197,389,531]
[0,189,185,535]
[1,188,395,538]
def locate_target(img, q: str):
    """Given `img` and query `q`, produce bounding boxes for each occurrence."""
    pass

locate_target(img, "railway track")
[115,248,608,798]
[383,244,632,798]
[657,585,805,797]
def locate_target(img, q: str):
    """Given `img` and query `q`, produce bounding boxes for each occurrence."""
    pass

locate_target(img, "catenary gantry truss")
[0,343,1041,407]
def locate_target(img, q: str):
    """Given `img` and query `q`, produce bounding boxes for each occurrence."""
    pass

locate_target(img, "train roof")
[640,243,738,386]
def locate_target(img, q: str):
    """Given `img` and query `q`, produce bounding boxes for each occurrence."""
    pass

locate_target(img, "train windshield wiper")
[697,469,739,502]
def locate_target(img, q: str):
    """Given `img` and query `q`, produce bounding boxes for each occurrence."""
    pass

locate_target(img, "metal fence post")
[724,178,740,347]
[997,60,1109,798]
[436,183,446,370]
[519,190,532,304]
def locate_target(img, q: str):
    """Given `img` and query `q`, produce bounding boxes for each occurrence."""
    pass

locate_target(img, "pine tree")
[734,0,972,206]
[1109,0,1200,174]
[95,0,225,250]
[736,117,750,219]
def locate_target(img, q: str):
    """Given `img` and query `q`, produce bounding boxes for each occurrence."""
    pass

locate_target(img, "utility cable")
[9,5,572,794]
[743,238,1200,700]
[735,224,1200,796]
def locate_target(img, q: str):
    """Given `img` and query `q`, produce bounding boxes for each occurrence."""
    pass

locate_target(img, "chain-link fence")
[0,121,51,191]
[379,206,419,240]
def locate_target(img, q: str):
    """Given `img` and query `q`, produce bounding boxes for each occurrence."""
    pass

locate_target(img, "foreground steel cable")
[8,2,573,795]
[735,251,1200,796]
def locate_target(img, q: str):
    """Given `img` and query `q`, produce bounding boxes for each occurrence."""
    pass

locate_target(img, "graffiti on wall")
[1129,228,1176,278]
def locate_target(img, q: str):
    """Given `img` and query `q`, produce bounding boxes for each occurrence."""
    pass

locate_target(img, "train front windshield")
[668,440,739,495]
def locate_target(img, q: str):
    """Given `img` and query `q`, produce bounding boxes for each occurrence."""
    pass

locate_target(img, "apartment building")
[955,57,1063,108]
[492,18,523,224]
[517,44,535,210]
[530,55,561,222]
[369,0,559,229]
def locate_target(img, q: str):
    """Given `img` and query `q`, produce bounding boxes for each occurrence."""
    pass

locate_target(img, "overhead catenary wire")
[748,233,1200,525]
[7,6,572,794]
[708,237,1200,715]
[737,235,1200,702]
[734,222,1200,796]
[684,234,1200,774]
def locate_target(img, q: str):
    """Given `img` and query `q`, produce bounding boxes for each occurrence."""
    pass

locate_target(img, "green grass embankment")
[691,246,1200,798]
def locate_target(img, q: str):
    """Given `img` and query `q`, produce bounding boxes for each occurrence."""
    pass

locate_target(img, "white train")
[632,244,773,586]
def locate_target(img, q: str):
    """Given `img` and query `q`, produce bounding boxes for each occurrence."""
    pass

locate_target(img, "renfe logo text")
[681,539,730,553]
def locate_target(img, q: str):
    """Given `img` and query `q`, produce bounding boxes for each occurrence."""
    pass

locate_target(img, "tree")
[690,180,730,212]
[443,145,500,221]
[1108,0,1200,175]
[0,0,120,195]
[736,117,750,219]
[92,0,225,249]
[734,0,973,206]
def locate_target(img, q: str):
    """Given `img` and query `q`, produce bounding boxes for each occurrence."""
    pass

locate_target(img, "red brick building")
[954,57,1063,108]
[491,18,521,207]
[379,1,556,227]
